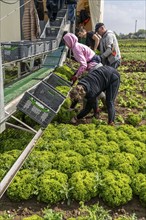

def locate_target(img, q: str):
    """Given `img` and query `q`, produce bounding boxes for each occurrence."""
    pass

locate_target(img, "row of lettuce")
[1,123,146,207]
[0,39,146,213]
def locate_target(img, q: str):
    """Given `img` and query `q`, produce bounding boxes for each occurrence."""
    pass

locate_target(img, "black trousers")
[106,72,120,123]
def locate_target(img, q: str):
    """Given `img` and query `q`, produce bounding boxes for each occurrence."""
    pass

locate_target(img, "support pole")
[0,18,6,133]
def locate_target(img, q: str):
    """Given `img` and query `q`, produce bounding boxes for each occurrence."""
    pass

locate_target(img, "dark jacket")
[85,31,95,49]
[73,66,120,122]
[79,66,119,99]
[34,0,44,20]
[46,0,64,21]
[65,0,77,4]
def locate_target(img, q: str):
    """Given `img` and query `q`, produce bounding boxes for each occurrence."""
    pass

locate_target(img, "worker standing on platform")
[65,0,77,26]
[69,66,120,125]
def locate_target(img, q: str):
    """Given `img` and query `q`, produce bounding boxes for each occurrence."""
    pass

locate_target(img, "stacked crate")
[17,72,71,127]
[1,8,68,63]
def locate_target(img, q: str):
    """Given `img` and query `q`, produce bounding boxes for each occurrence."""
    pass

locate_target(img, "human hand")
[96,55,102,63]
[71,75,78,85]
[68,107,74,112]
[71,116,77,124]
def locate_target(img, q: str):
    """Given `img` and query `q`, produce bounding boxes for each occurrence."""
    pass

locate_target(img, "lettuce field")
[0,39,146,220]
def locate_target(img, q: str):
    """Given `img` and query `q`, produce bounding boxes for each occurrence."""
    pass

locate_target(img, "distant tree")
[128,33,133,38]
[137,29,146,34]
[114,31,120,39]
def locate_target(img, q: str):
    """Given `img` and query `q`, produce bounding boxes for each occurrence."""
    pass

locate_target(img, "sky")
[103,0,146,34]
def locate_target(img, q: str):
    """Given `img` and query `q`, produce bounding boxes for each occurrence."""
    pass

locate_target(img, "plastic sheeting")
[88,0,104,31]
[77,0,104,31]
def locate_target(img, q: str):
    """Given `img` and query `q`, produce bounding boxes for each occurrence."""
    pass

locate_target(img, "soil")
[1,58,146,219]
[0,194,146,220]
[0,90,146,220]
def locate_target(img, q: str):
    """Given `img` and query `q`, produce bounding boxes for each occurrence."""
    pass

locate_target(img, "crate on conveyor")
[40,39,52,52]
[50,17,65,27]
[17,81,68,127]
[1,41,35,62]
[46,27,60,38]
[34,40,45,55]
[51,39,59,50]
[44,37,58,50]
[57,9,67,18]
[43,72,71,89]
[45,27,63,49]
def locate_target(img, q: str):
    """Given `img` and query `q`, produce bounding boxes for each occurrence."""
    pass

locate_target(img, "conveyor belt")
[0,10,71,198]
[4,67,52,105]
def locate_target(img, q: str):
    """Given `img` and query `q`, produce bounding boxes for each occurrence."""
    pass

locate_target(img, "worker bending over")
[63,32,102,84]
[69,65,120,125]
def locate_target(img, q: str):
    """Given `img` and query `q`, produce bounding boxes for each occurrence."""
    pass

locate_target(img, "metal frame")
[0,128,43,198]
[0,43,5,133]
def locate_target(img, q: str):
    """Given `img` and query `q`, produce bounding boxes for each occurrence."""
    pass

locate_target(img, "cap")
[95,23,104,32]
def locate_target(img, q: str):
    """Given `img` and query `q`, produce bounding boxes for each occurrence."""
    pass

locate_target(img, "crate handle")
[29,97,50,113]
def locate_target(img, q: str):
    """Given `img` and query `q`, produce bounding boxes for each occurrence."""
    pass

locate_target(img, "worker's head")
[70,85,86,102]
[63,33,78,49]
[95,23,106,36]
[77,27,87,38]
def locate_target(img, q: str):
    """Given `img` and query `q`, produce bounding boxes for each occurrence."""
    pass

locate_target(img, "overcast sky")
[103,0,146,34]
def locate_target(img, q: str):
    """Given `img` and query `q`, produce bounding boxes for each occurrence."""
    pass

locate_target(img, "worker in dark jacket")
[46,0,64,21]
[69,66,120,125]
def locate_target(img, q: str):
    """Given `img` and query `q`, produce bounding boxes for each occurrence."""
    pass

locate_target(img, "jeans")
[67,4,76,24]
[110,59,121,69]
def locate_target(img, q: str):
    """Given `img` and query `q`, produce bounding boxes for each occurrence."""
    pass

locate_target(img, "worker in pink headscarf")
[63,32,102,84]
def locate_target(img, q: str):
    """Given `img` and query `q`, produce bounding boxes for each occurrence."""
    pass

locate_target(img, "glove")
[68,107,74,112]
[71,116,77,124]
[96,55,102,63]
